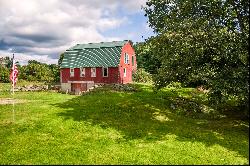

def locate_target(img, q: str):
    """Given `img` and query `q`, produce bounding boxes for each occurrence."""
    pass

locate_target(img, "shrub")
[166,82,182,89]
[132,68,153,83]
[0,66,10,83]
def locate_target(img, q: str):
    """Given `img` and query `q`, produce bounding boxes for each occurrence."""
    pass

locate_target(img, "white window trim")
[124,53,127,64]
[91,67,96,77]
[124,68,126,77]
[124,53,130,64]
[70,68,74,77]
[102,67,108,77]
[80,67,85,77]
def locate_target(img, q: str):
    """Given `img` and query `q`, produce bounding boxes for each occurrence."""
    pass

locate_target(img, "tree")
[49,64,60,83]
[28,60,42,65]
[0,56,60,83]
[58,53,64,66]
[3,56,12,68]
[0,56,15,83]
[0,66,10,83]
[134,42,161,74]
[143,0,249,113]
[18,61,59,83]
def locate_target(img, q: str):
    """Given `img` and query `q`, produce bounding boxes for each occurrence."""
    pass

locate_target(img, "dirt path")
[0,98,27,105]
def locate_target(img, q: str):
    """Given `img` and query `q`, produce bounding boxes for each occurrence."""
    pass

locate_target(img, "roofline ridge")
[65,40,132,52]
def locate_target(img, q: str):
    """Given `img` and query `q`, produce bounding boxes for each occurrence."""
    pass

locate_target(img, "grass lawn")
[0,83,248,164]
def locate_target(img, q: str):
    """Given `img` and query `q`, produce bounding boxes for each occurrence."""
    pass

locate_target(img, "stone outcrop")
[13,84,61,92]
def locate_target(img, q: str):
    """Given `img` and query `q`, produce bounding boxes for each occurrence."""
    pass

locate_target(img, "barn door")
[81,83,87,91]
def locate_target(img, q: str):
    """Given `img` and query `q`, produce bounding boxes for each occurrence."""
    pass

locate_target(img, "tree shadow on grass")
[52,84,249,159]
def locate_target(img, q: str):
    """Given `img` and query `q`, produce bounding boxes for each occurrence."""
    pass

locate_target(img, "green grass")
[0,83,248,164]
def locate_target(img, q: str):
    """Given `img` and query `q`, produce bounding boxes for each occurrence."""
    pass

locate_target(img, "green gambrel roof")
[60,40,130,68]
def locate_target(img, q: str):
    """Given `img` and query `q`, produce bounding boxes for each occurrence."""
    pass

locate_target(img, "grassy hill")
[0,83,248,164]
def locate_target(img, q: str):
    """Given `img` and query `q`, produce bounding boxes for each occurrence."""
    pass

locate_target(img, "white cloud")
[0,50,58,65]
[0,0,146,64]
[122,0,147,13]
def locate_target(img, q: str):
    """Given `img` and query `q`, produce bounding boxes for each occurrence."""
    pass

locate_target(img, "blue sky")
[0,0,154,64]
[103,12,153,42]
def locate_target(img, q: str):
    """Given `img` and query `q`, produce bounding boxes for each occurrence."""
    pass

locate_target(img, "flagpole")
[12,53,15,122]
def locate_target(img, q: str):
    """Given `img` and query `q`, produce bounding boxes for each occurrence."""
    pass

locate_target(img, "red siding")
[61,41,136,84]
[61,67,119,84]
[118,42,137,84]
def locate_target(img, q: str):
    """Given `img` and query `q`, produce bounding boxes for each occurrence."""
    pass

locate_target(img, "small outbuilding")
[60,40,137,93]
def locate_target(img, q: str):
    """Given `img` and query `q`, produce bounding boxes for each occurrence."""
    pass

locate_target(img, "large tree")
[18,60,60,83]
[134,42,161,73]
[143,0,249,113]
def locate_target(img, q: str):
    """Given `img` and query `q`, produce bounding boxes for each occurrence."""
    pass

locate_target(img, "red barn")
[60,40,137,93]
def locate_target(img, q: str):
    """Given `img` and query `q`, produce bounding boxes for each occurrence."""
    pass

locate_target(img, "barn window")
[70,68,74,77]
[80,67,85,77]
[132,56,134,66]
[124,68,126,77]
[103,67,108,77]
[124,53,129,64]
[91,67,96,77]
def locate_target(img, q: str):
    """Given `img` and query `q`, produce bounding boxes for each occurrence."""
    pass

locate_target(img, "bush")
[132,68,153,83]
[166,82,182,89]
[0,66,10,83]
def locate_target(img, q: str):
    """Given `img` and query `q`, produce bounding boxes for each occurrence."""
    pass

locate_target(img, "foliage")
[28,60,42,64]
[19,61,53,82]
[58,53,64,66]
[0,56,18,83]
[3,56,12,68]
[0,84,248,164]
[133,42,146,69]
[0,57,60,83]
[0,59,61,83]
[166,82,182,89]
[0,56,20,83]
[132,68,153,83]
[0,66,10,83]
[143,0,249,114]
[133,42,161,74]
[48,64,60,82]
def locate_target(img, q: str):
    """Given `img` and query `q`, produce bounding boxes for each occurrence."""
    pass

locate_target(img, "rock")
[110,84,136,92]
[197,85,210,93]
[27,85,33,89]
[88,87,95,91]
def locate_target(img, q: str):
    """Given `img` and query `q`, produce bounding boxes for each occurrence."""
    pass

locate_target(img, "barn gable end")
[60,40,136,94]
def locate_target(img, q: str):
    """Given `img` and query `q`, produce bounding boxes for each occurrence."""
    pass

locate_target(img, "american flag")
[10,54,18,86]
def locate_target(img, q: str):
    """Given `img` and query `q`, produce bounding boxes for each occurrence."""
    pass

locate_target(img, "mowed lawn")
[0,83,248,164]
